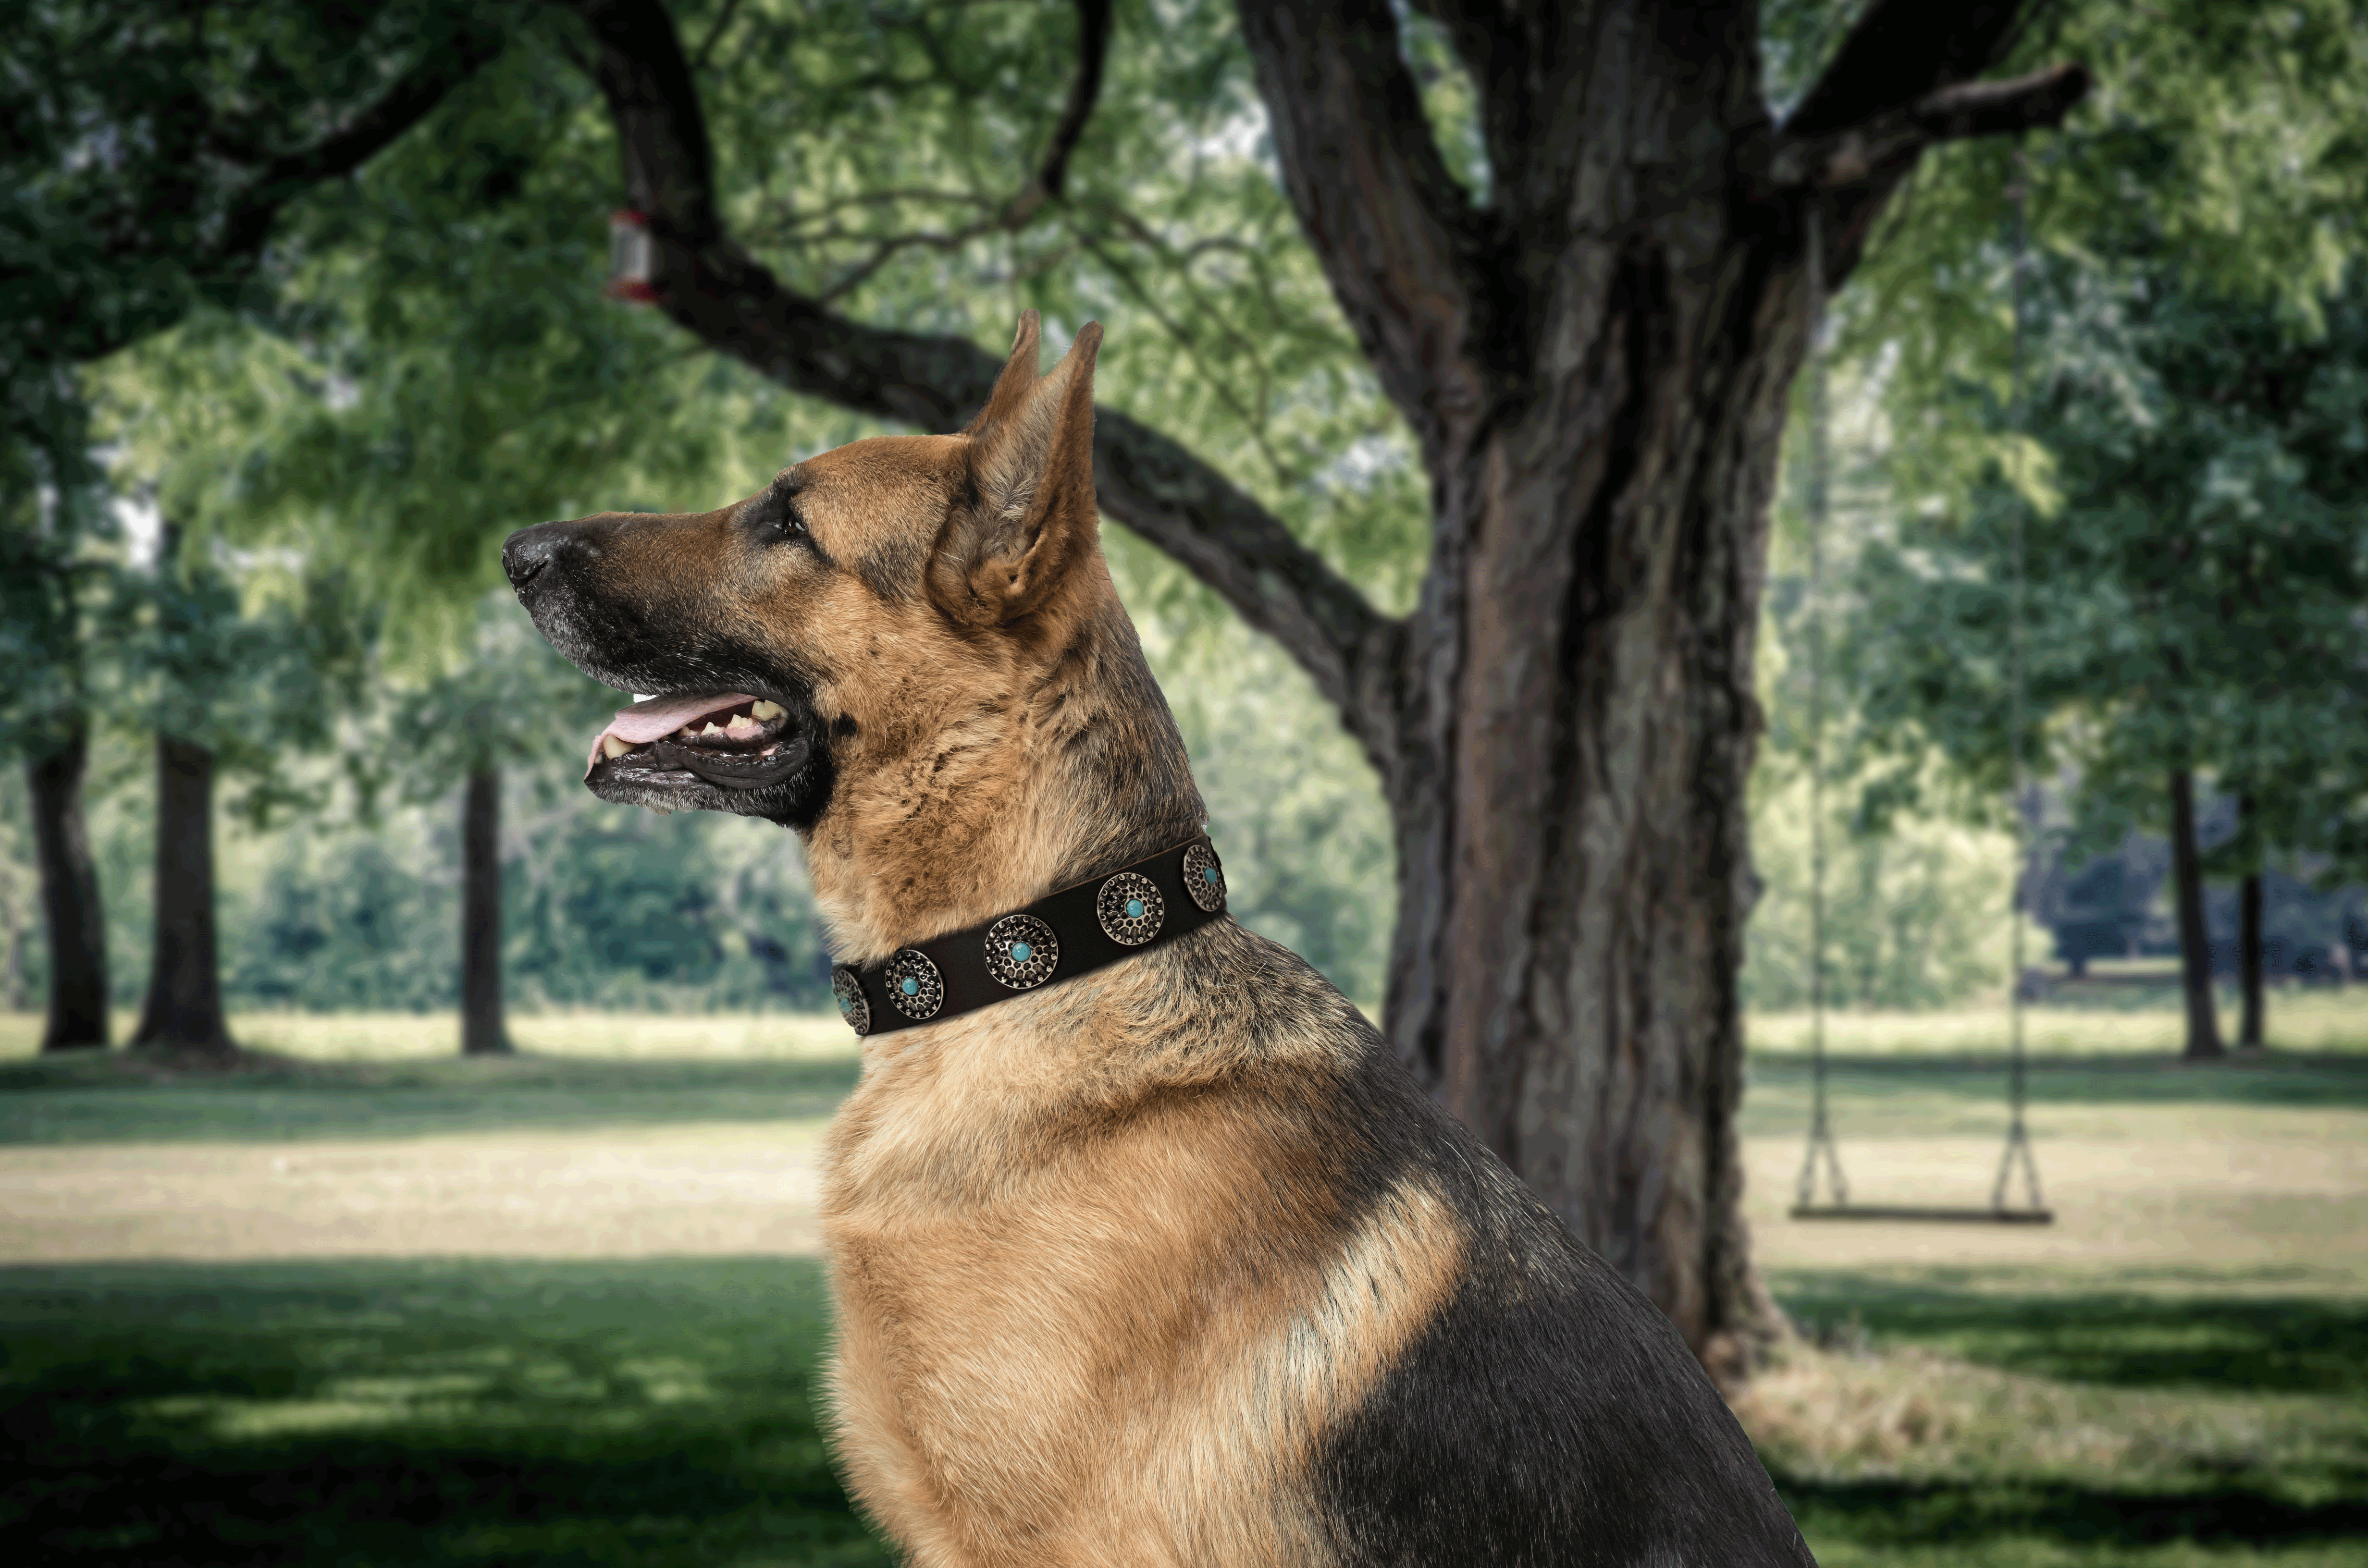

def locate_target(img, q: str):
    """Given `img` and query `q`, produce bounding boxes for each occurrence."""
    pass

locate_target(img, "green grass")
[2,1005,2366,1565]
[1753,1272,2368,1566]
[0,1258,884,1567]
[5,1261,2360,1567]
[0,1049,862,1146]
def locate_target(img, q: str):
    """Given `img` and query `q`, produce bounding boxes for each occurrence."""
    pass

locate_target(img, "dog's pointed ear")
[931,319,1103,627]
[963,310,1044,437]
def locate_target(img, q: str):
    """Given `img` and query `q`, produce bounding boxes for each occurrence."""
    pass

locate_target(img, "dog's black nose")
[503,524,567,594]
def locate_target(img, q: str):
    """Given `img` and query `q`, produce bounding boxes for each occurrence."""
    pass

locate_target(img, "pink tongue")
[587,692,764,778]
[604,692,762,745]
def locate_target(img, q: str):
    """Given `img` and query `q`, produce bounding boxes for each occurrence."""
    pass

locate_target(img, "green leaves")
[1835,252,2368,873]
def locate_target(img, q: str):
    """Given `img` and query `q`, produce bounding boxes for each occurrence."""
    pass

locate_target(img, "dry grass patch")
[0,1009,857,1063]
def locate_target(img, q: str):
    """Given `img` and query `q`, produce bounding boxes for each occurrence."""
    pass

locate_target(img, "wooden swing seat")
[1788,1203,2054,1224]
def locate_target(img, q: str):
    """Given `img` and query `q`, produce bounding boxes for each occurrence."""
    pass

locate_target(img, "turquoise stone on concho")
[1182,841,1226,913]
[882,948,944,1020]
[831,966,871,1036]
[1096,871,1165,946]
[984,913,1059,989]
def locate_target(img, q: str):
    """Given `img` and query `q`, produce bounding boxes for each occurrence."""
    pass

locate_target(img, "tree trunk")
[27,726,109,1051]
[571,0,2084,1368]
[1361,271,1799,1375]
[2168,768,2224,1061]
[2238,870,2264,1050]
[460,762,510,1055]
[132,734,234,1056]
[2236,793,2264,1048]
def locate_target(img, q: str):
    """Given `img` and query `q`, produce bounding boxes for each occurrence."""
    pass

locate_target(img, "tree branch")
[1770,0,2073,285]
[219,20,509,257]
[1769,63,2092,191]
[1020,0,1112,209]
[562,0,1397,762]
[691,0,744,72]
[1234,0,1487,463]
[1783,0,2037,140]
[803,0,1111,314]
[574,0,722,245]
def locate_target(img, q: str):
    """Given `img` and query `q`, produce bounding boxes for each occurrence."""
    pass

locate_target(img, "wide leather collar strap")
[830,835,1228,1038]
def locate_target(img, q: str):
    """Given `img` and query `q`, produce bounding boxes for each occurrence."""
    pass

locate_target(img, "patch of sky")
[1316,433,1408,498]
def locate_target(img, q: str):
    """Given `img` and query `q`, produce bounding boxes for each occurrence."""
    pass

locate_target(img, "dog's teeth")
[751,699,785,722]
[601,735,632,760]
[702,721,726,736]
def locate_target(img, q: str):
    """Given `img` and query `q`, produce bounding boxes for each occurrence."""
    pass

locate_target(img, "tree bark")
[132,735,234,1056]
[461,762,511,1055]
[2168,768,2224,1061]
[565,0,2082,1367]
[27,726,109,1051]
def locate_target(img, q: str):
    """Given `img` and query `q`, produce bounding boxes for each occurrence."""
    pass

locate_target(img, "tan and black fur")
[506,314,1816,1567]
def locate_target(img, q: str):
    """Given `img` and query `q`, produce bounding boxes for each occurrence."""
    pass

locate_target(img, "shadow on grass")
[1775,1271,2368,1396]
[1770,1274,2368,1556]
[0,1053,863,1146]
[1776,1470,2368,1551]
[9,1262,2368,1565]
[0,1258,882,1567]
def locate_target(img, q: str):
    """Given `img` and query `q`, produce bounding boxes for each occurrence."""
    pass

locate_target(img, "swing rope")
[1788,172,2052,1225]
[1993,144,2047,1215]
[1795,199,1848,1212]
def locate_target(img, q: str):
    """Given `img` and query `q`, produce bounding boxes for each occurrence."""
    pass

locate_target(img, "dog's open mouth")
[584,691,811,792]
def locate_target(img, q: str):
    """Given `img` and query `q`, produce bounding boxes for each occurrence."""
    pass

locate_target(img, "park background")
[5,0,2368,1563]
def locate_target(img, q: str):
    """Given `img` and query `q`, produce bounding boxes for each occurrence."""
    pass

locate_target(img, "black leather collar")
[830,836,1228,1038]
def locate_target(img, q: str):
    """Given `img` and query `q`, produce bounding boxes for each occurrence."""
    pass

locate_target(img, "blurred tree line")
[0,601,1395,1017]
[1750,0,2368,1057]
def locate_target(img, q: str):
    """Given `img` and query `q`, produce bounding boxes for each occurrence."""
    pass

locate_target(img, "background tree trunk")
[2238,869,2264,1050]
[27,725,109,1051]
[2168,768,2224,1061]
[132,735,234,1056]
[461,762,510,1055]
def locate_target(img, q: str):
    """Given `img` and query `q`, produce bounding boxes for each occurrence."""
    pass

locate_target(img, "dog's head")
[503,313,1109,836]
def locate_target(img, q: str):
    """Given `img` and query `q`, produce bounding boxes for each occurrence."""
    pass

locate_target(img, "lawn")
[0,1257,883,1566]
[1,1004,2365,1565]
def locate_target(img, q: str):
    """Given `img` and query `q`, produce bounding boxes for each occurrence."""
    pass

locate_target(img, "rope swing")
[1789,174,2053,1226]
[1992,147,2048,1220]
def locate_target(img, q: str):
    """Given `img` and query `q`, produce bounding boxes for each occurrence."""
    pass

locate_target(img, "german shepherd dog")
[506,314,1816,1567]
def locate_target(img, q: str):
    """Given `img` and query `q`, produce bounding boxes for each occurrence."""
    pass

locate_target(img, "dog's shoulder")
[1172,932,1814,1568]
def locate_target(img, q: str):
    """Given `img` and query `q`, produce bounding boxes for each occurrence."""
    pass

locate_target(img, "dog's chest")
[819,1041,1206,1378]
[816,1046,1257,1550]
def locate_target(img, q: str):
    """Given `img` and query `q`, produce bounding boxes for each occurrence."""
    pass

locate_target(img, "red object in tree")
[606,208,657,302]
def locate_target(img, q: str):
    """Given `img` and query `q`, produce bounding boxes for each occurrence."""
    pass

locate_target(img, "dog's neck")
[802,572,1207,963]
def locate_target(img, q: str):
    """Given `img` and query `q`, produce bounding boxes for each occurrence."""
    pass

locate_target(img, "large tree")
[547,0,2088,1361]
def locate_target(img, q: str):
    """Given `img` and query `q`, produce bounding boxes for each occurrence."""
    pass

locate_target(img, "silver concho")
[984,913,1060,989]
[831,966,871,1036]
[1096,871,1165,946]
[1182,840,1227,912]
[883,948,945,1020]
